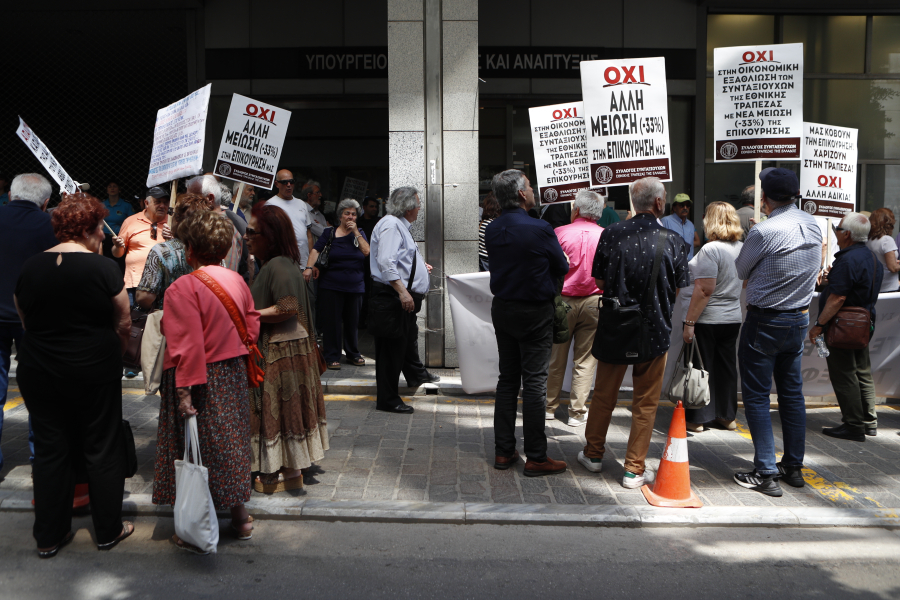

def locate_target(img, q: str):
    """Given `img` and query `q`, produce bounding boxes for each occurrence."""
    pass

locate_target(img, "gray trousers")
[825,345,877,432]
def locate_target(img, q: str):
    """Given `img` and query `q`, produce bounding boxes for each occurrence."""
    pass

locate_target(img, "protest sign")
[214,94,291,190]
[147,84,211,188]
[799,122,858,219]
[340,176,368,202]
[15,117,78,194]
[581,57,671,187]
[528,101,591,204]
[713,43,803,162]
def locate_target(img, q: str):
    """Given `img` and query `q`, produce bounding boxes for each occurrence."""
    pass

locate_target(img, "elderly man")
[809,213,882,445]
[300,179,329,239]
[485,170,570,477]
[661,193,699,260]
[579,177,689,488]
[369,187,439,414]
[266,170,315,266]
[113,185,172,307]
[0,173,56,471]
[735,185,755,237]
[545,189,606,427]
[733,168,822,497]
[185,175,245,275]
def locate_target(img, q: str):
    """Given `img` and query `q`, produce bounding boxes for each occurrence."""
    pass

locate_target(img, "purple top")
[313,227,368,294]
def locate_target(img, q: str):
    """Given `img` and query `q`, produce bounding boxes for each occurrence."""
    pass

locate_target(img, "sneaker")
[577,451,603,473]
[567,414,588,427]
[545,410,556,421]
[734,470,783,497]
[622,470,653,489]
[776,462,805,488]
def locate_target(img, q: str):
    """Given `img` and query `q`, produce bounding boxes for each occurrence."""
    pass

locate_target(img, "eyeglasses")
[275,179,294,185]
[151,222,158,240]
[245,227,260,236]
[834,227,847,232]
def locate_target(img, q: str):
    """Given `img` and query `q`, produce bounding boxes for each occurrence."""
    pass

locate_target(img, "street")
[1,512,899,599]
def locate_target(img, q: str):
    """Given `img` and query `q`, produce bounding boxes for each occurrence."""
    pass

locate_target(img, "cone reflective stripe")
[641,401,703,508]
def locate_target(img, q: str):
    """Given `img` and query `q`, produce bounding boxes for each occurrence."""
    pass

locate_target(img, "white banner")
[528,101,591,205]
[15,117,78,194]
[214,94,291,190]
[713,43,803,162]
[448,272,900,398]
[581,56,671,187]
[147,84,211,188]
[799,122,858,219]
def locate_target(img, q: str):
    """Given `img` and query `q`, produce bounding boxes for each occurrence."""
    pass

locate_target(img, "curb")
[2,491,898,528]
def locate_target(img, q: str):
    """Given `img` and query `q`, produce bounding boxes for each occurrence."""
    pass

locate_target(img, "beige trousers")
[546,295,600,418]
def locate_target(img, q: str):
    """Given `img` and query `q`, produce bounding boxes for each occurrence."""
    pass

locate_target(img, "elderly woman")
[245,203,328,491]
[867,208,899,293]
[153,211,260,552]
[478,193,500,272]
[681,202,744,432]
[304,198,370,369]
[15,193,133,557]
[134,193,210,311]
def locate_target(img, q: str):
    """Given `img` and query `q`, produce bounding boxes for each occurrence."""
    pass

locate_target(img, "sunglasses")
[245,227,260,236]
[275,179,294,185]
[832,224,847,234]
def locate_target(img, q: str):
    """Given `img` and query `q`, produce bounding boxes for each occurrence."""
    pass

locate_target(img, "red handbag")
[190,270,265,388]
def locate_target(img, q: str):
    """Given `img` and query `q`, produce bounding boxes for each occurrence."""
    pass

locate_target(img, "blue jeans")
[738,310,808,476]
[0,325,35,470]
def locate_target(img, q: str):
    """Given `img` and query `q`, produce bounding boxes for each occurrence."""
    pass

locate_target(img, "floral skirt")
[152,356,251,510]
[251,337,329,474]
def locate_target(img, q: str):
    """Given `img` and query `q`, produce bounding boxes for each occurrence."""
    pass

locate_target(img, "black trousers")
[491,297,553,462]
[683,322,741,425]
[373,284,428,409]
[17,365,126,547]
[319,287,363,363]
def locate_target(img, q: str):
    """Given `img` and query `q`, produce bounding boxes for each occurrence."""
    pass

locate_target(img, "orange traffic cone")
[641,401,703,508]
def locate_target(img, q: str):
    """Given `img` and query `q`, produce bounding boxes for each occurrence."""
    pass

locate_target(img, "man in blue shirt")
[485,170,569,477]
[101,180,134,234]
[661,193,698,260]
[0,173,57,472]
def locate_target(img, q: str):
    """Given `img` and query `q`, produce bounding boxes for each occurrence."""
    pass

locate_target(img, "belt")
[747,304,809,314]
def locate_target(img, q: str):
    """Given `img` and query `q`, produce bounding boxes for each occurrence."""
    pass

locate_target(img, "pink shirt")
[555,217,604,297]
[161,265,260,387]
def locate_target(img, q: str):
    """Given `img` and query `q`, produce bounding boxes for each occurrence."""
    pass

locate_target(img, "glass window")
[872,16,900,75]
[783,15,866,73]
[804,80,900,160]
[707,15,775,73]
[864,164,900,223]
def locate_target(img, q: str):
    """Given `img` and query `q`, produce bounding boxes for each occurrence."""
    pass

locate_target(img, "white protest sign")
[15,117,78,194]
[214,94,291,190]
[713,43,803,162]
[147,84,211,188]
[528,101,591,204]
[340,176,368,202]
[581,57,671,187]
[799,122,858,219]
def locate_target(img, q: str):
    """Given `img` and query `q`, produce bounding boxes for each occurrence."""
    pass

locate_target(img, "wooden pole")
[826,217,833,268]
[168,178,178,230]
[628,182,636,216]
[102,220,116,236]
[753,159,762,223]
[231,182,246,213]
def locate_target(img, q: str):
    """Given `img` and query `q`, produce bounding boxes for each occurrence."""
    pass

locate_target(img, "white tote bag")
[174,416,219,554]
[140,311,166,395]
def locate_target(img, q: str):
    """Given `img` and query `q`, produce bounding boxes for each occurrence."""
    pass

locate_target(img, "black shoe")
[776,462,805,488]
[406,372,441,388]
[734,470,783,497]
[866,427,877,437]
[376,403,414,414]
[822,423,865,442]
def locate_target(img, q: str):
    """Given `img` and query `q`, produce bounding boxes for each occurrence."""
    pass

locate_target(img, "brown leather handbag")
[824,254,878,350]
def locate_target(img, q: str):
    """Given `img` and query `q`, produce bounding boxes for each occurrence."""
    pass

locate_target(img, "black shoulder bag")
[314,227,336,274]
[591,229,667,365]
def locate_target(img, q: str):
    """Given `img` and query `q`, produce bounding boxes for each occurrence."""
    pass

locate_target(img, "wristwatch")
[303,267,312,271]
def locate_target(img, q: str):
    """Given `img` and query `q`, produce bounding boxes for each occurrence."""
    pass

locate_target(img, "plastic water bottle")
[814,334,830,358]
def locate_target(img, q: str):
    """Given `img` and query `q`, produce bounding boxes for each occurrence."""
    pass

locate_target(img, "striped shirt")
[735,204,822,310]
[478,219,492,258]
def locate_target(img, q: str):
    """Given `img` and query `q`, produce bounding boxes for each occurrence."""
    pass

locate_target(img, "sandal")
[253,472,304,494]
[350,357,366,366]
[230,515,254,541]
[171,534,209,555]
[302,464,325,475]
[326,362,341,370]
[38,531,74,559]
[98,521,134,551]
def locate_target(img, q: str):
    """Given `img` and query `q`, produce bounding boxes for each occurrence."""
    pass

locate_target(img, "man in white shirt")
[301,180,330,239]
[265,170,316,266]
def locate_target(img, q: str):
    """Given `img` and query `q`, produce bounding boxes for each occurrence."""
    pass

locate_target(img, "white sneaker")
[622,470,654,489]
[545,410,556,421]
[567,414,588,427]
[577,451,603,473]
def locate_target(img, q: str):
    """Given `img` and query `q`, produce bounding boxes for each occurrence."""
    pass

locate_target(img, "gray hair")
[300,179,321,200]
[740,185,755,206]
[573,189,605,220]
[10,173,52,206]
[336,198,361,217]
[387,186,419,218]
[841,212,871,243]
[630,177,665,212]
[186,174,222,204]
[218,183,232,208]
[492,169,527,210]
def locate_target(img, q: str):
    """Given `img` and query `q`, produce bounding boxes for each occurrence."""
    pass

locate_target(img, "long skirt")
[152,356,251,510]
[251,337,328,474]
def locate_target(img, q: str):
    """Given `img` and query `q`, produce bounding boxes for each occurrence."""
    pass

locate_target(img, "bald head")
[274,170,295,200]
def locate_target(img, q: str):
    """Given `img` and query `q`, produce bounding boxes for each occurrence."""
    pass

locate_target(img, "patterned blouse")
[136,239,193,310]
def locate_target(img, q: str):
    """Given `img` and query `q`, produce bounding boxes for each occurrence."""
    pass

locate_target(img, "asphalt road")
[1,513,899,599]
